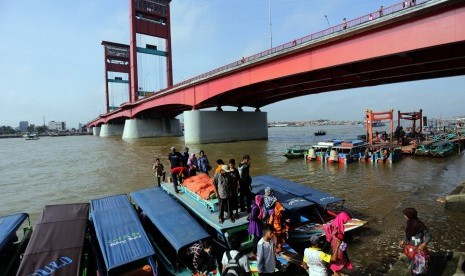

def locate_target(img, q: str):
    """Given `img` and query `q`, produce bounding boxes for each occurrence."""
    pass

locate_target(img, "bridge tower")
[129,0,173,103]
[101,41,130,113]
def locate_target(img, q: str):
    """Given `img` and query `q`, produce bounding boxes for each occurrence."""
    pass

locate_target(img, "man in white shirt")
[302,235,339,276]
[221,235,251,276]
[257,225,276,275]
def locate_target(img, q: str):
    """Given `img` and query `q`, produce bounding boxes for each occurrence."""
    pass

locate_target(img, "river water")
[1,125,464,274]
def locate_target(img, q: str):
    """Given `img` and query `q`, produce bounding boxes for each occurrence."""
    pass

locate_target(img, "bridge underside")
[203,40,465,109]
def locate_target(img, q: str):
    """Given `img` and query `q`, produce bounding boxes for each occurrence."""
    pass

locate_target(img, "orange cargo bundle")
[182,173,216,200]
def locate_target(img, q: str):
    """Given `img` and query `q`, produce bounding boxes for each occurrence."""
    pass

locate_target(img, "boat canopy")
[251,184,315,211]
[131,187,210,252]
[0,212,28,252]
[91,194,155,270]
[252,175,342,207]
[16,204,89,276]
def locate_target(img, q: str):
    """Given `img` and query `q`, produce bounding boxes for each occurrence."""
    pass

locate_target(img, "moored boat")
[131,187,213,276]
[305,140,343,162]
[90,194,157,275]
[327,140,368,164]
[0,213,32,276]
[284,144,311,159]
[251,175,366,243]
[360,145,403,164]
[16,203,93,276]
[429,141,455,157]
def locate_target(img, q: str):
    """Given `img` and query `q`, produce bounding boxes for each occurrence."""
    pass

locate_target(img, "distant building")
[19,121,29,132]
[78,123,87,133]
[48,121,66,131]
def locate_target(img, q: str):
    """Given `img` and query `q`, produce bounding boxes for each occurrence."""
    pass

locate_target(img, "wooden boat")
[429,141,455,157]
[415,141,454,157]
[284,144,311,159]
[16,203,94,276]
[90,194,157,276]
[160,178,300,273]
[305,140,342,162]
[327,140,368,164]
[0,213,32,276]
[131,187,214,276]
[252,175,366,243]
[314,130,326,136]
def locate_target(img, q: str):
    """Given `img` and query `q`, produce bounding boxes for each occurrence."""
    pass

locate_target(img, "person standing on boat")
[257,224,276,275]
[268,201,288,253]
[187,240,215,275]
[215,159,225,174]
[168,147,183,194]
[181,146,190,167]
[221,235,251,275]
[249,195,265,257]
[187,153,198,177]
[214,165,234,224]
[238,154,252,213]
[264,187,277,217]
[228,159,240,219]
[399,208,431,275]
[152,158,165,187]
[324,211,353,276]
[302,235,338,276]
[197,150,211,175]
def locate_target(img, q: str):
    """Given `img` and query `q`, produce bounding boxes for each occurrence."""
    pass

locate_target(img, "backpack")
[222,251,245,276]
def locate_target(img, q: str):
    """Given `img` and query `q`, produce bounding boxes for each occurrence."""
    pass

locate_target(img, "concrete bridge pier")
[100,124,124,137]
[122,118,182,139]
[92,126,101,136]
[184,110,268,144]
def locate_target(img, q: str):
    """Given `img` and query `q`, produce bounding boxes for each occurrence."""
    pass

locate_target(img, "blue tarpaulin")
[252,175,343,207]
[131,187,210,252]
[90,194,155,270]
[0,213,28,252]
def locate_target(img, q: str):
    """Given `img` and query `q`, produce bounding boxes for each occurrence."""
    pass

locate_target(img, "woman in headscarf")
[187,153,198,177]
[264,187,277,216]
[399,207,431,275]
[268,201,287,253]
[249,195,265,256]
[323,211,353,276]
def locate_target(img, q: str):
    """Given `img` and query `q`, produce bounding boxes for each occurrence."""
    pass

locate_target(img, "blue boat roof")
[17,204,89,276]
[0,212,28,252]
[252,175,342,207]
[251,183,314,211]
[90,194,155,270]
[131,187,210,252]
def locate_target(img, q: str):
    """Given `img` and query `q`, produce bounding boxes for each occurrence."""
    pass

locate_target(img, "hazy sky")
[1,0,464,128]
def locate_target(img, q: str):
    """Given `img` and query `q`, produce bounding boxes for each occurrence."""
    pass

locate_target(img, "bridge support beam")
[122,118,182,139]
[184,110,268,144]
[92,126,101,136]
[100,124,124,137]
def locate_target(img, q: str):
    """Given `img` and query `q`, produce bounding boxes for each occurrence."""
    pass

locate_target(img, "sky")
[0,0,464,129]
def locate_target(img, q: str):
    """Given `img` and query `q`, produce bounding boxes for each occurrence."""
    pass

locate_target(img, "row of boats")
[0,175,366,276]
[284,138,458,163]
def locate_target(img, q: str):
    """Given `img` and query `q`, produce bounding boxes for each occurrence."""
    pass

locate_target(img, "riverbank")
[0,132,91,139]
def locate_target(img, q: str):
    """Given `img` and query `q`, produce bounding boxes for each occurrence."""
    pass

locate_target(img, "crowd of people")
[153,147,433,276]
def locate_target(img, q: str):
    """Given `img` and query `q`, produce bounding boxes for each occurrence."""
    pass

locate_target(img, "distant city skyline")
[1,0,464,128]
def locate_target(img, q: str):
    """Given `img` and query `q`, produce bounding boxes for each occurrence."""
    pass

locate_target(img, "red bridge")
[88,0,465,143]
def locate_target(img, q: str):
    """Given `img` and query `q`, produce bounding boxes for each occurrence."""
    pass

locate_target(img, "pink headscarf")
[324,211,352,242]
[255,195,265,220]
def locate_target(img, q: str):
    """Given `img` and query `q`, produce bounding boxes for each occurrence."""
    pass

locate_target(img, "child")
[152,158,165,187]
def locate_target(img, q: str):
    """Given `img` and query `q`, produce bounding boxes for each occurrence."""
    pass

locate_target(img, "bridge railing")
[164,0,431,93]
[90,0,437,124]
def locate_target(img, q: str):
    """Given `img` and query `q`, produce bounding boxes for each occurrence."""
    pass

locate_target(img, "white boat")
[23,133,39,140]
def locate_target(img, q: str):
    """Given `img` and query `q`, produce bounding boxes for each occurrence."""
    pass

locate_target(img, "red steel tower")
[129,0,173,103]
